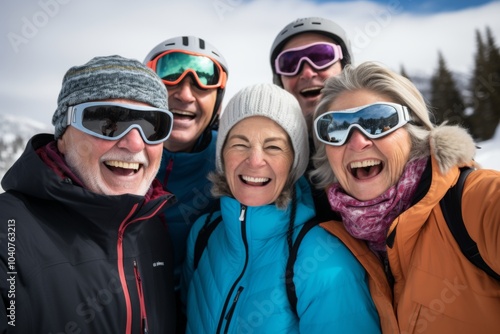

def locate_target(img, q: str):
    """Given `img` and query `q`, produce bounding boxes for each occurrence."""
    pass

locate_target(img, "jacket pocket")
[399,267,477,333]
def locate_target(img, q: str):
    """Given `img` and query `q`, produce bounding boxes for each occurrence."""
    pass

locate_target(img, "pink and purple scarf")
[327,158,428,253]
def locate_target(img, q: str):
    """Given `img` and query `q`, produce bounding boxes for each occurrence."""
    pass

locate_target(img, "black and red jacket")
[0,134,176,333]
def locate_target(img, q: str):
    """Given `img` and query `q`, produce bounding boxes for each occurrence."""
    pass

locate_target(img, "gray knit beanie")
[52,55,168,139]
[217,83,309,184]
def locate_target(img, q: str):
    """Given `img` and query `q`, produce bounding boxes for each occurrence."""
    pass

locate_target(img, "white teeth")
[105,161,140,170]
[242,175,269,183]
[300,86,322,93]
[350,160,381,169]
[171,109,195,117]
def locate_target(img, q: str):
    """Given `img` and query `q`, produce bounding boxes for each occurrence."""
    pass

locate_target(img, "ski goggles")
[66,102,173,144]
[275,42,343,76]
[314,102,411,146]
[147,50,227,89]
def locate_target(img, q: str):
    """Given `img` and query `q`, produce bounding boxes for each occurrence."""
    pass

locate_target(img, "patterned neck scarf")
[327,158,428,253]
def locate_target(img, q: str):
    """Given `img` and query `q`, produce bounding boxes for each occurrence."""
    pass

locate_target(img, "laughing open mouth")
[105,160,141,175]
[240,175,271,186]
[172,110,196,121]
[300,86,322,98]
[349,160,383,180]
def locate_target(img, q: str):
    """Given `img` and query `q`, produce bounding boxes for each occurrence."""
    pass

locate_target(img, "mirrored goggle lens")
[155,52,221,87]
[276,43,342,76]
[314,103,410,146]
[69,103,173,144]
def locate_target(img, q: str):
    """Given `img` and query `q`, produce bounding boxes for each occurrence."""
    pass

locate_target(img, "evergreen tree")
[429,51,466,126]
[400,65,410,80]
[468,28,497,140]
[485,26,500,135]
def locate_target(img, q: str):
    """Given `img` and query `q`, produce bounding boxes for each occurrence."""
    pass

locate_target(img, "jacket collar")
[219,177,315,246]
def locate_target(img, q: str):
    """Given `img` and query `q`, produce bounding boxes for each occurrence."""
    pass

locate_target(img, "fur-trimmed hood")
[428,124,478,174]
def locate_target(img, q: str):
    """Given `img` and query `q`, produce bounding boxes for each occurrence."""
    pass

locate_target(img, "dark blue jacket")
[156,130,218,288]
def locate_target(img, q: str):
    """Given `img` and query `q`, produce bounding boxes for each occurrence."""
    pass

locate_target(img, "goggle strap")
[67,106,76,126]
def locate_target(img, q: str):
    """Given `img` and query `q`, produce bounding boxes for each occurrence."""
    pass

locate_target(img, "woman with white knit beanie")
[181,83,381,333]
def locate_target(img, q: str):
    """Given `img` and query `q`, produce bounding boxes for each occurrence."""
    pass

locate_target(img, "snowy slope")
[475,125,500,170]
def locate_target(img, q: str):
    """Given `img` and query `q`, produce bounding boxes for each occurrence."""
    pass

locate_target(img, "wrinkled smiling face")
[222,116,294,206]
[280,32,343,127]
[324,89,412,201]
[58,99,163,196]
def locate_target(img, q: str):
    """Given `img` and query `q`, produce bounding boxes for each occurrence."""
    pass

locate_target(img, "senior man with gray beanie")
[0,55,178,333]
[180,83,380,333]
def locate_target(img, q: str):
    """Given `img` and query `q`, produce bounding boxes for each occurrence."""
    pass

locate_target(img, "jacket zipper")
[117,204,139,334]
[224,286,244,331]
[117,199,170,334]
[134,260,149,334]
[216,205,249,334]
[383,255,394,288]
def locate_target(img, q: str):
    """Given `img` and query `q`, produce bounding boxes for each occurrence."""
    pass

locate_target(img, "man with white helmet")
[270,17,354,130]
[144,36,229,292]
[270,17,353,221]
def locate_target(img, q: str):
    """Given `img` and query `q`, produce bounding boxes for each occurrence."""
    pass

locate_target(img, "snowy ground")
[475,126,500,171]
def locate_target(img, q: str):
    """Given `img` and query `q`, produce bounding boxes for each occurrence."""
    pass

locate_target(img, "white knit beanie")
[217,83,309,184]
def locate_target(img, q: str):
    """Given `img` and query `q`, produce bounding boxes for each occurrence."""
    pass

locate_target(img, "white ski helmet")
[270,17,353,87]
[144,36,229,127]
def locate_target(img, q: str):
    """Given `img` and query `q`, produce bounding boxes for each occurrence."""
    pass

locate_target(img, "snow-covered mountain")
[0,113,51,192]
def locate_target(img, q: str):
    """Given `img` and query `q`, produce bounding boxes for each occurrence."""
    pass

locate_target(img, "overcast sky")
[1,0,499,127]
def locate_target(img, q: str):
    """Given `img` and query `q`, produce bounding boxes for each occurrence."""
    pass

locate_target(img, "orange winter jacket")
[321,154,500,333]
[387,155,500,333]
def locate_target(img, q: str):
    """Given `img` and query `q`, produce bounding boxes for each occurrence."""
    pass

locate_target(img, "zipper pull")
[239,206,246,221]
[225,286,244,321]
[133,260,139,279]
[134,260,148,334]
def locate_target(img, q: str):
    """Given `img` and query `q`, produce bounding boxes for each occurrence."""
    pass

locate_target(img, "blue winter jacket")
[157,130,218,288]
[182,177,381,333]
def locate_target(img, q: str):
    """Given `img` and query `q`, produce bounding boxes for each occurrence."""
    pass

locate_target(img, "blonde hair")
[309,62,435,189]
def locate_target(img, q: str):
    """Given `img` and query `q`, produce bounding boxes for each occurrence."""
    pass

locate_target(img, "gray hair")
[310,61,435,189]
[210,83,309,209]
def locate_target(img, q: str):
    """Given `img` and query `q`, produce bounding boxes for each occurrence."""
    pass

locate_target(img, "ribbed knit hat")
[217,83,309,184]
[52,55,168,139]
